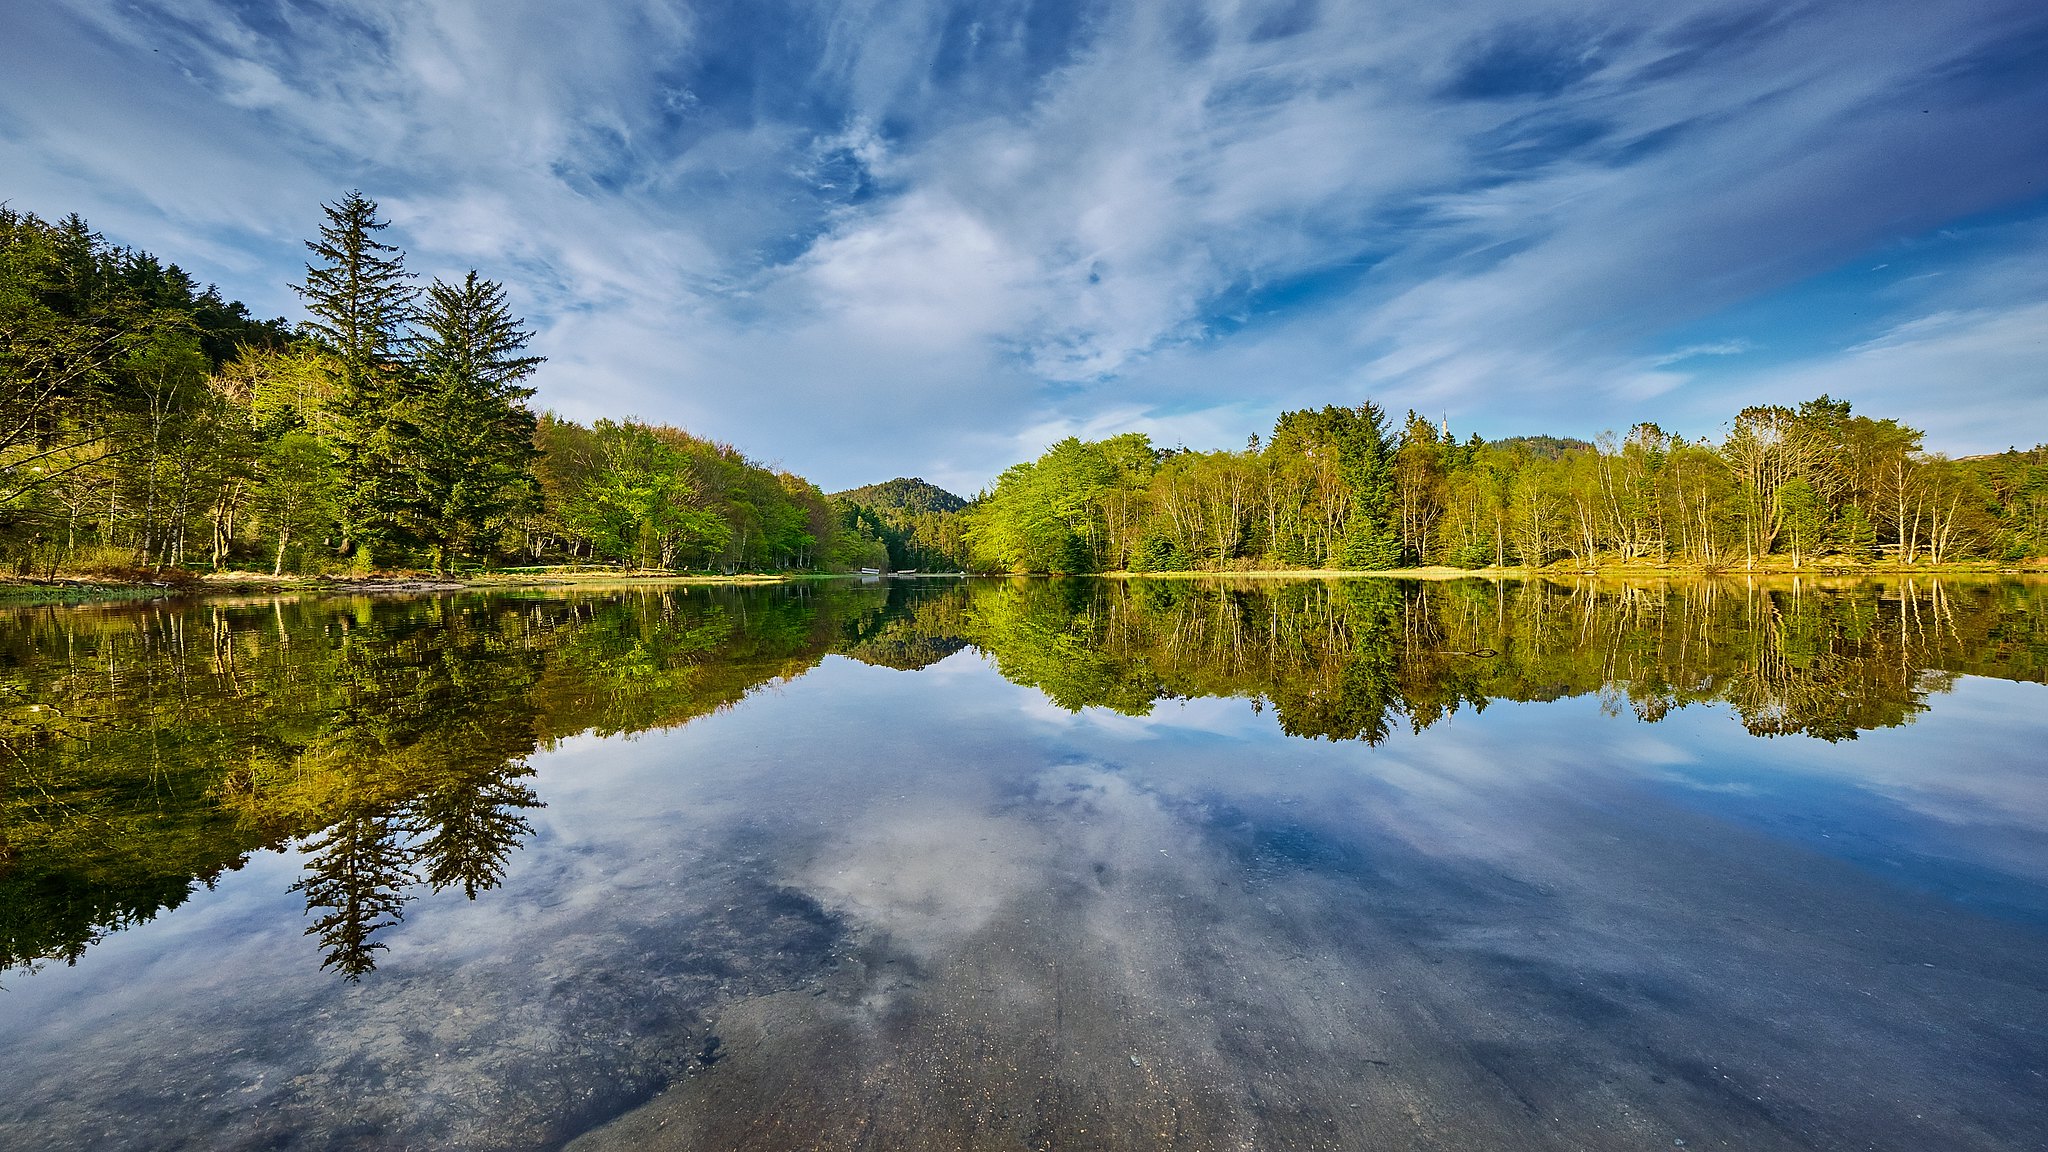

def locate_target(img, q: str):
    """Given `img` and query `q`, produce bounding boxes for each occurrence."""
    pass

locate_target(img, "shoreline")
[2,561,2041,606]
[0,569,836,606]
[1095,562,2047,581]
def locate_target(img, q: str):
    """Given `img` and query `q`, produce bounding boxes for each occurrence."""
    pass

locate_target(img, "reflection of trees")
[950,576,2047,745]
[275,597,550,976]
[411,764,539,900]
[292,806,412,979]
[837,580,972,670]
[291,762,541,979]
[0,582,893,977]
[3,577,2040,977]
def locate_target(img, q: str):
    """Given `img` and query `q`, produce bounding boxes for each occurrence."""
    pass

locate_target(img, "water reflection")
[0,586,846,977]
[949,576,2037,742]
[1,577,2042,980]
[1,577,2045,1151]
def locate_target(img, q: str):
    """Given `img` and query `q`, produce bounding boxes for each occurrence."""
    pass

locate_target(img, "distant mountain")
[830,477,970,514]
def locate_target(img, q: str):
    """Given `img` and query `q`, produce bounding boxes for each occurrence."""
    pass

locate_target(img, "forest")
[4,196,2043,582]
[959,403,2048,573]
[0,196,890,578]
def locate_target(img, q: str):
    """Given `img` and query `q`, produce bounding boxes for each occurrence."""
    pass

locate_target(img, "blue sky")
[5,0,2045,492]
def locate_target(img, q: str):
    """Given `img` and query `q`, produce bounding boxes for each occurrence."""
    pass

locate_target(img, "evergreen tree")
[1261,404,1401,569]
[1330,403,1402,569]
[405,272,543,567]
[293,192,417,564]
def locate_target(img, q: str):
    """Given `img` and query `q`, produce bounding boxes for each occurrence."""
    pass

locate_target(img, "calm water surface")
[1,577,2044,1151]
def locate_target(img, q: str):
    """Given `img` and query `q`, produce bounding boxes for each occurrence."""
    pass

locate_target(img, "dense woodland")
[960,405,2048,574]
[3,197,2043,581]
[827,477,971,571]
[0,197,888,577]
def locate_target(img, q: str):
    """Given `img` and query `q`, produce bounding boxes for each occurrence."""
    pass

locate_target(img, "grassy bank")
[0,567,846,606]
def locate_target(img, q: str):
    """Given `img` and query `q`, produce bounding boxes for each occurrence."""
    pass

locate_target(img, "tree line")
[961,400,2048,573]
[0,195,888,577]
[8,196,2040,581]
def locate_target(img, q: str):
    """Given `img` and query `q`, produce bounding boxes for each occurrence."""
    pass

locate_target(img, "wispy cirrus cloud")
[1652,340,1754,367]
[4,0,2045,488]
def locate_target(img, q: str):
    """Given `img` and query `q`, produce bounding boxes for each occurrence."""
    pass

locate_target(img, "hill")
[827,478,971,571]
[831,477,970,515]
[1488,434,1595,459]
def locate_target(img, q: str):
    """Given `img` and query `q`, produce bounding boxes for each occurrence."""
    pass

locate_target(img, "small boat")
[859,567,881,575]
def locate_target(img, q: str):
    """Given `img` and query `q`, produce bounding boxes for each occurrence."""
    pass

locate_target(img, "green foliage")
[1778,478,1827,566]
[1488,434,1595,459]
[528,415,850,571]
[825,500,893,571]
[965,437,1137,573]
[293,192,419,559]
[0,206,285,563]
[1836,502,1877,560]
[542,419,729,568]
[828,478,971,570]
[255,430,340,574]
[0,200,853,577]
[403,272,543,567]
[293,191,415,387]
[1128,531,1192,572]
[831,477,968,515]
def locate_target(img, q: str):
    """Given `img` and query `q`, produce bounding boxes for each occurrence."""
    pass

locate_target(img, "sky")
[4,0,2046,494]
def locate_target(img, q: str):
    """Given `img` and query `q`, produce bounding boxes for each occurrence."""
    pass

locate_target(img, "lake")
[1,576,2044,1151]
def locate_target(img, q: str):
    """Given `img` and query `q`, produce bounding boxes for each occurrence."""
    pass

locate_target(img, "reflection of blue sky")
[4,648,2046,1146]
[5,2,2046,490]
[1627,677,2048,919]
[1005,660,2048,919]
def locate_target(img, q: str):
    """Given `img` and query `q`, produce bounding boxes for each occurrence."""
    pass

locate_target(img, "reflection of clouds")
[805,802,1048,959]
[1085,695,1277,741]
[8,640,2047,1150]
[1647,677,2048,886]
[1014,688,1309,742]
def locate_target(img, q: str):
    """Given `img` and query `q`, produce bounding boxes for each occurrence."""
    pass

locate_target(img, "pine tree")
[293,192,417,564]
[1335,402,1402,569]
[405,272,543,567]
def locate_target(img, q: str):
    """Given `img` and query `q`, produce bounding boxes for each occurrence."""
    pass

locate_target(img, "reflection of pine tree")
[292,807,415,980]
[408,763,541,900]
[1273,581,1404,743]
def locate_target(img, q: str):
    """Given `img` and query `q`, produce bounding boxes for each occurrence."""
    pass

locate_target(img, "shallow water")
[1,577,2044,1150]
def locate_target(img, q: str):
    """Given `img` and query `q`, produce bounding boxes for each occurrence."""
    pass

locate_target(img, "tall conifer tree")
[293,192,416,562]
[406,272,543,566]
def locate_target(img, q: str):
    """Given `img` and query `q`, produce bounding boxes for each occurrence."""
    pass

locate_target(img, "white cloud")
[4,0,2043,487]
[1652,340,1754,366]
[1736,300,2048,452]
